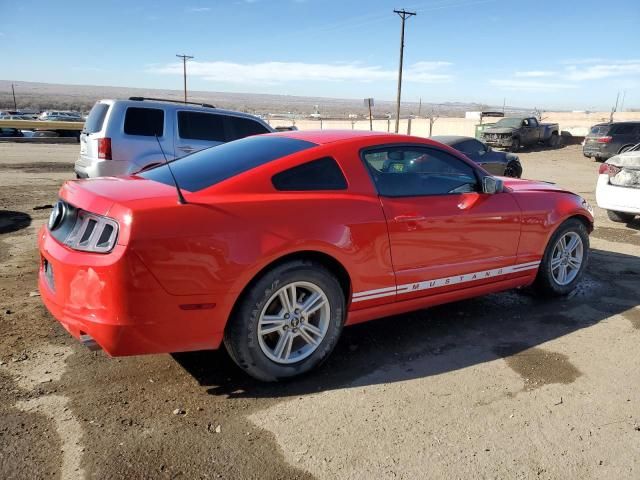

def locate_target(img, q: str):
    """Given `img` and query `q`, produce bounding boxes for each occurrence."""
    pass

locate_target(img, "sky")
[1,0,639,110]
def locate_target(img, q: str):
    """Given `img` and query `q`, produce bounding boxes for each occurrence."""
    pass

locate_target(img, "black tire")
[607,210,635,223]
[503,161,522,178]
[533,218,590,297]
[224,260,345,381]
[546,133,560,148]
[510,138,520,152]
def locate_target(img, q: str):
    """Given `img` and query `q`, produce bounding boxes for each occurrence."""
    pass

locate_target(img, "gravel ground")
[1,142,639,480]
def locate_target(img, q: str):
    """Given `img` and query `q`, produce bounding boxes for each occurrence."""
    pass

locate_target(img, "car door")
[361,144,522,302]
[521,118,536,145]
[175,110,227,157]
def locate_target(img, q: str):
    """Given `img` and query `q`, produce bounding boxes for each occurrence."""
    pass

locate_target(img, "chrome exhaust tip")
[79,334,101,351]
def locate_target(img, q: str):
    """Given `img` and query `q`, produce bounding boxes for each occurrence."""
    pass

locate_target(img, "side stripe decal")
[352,261,540,303]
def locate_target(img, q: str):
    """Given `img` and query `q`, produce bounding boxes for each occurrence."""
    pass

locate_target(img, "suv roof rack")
[128,97,215,108]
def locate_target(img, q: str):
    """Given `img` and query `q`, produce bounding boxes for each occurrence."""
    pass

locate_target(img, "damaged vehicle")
[596,144,640,223]
[481,116,560,152]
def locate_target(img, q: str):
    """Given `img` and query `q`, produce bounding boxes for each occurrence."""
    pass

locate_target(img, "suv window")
[84,103,109,134]
[227,116,270,141]
[124,107,164,136]
[612,124,636,135]
[589,125,610,136]
[178,111,226,142]
[141,135,316,192]
[272,157,347,191]
[362,146,478,197]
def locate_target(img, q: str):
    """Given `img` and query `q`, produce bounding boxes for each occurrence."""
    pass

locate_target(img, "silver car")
[75,98,274,178]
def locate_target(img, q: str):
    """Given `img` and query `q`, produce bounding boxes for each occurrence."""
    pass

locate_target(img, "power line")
[176,54,194,103]
[393,9,416,133]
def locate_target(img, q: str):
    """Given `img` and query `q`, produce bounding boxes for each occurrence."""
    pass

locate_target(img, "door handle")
[394,214,426,222]
[178,145,196,153]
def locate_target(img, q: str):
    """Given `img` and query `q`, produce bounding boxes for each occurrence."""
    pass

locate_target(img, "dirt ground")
[1,142,639,480]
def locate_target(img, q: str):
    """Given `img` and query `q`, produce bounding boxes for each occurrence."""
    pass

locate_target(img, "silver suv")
[75,97,274,178]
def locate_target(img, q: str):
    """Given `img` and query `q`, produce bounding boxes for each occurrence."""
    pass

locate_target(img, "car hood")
[501,177,575,195]
[483,127,516,134]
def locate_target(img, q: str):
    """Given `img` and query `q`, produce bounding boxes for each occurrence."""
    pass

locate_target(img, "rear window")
[589,125,610,136]
[178,111,226,142]
[84,103,109,134]
[124,107,164,136]
[140,135,316,192]
[228,116,271,140]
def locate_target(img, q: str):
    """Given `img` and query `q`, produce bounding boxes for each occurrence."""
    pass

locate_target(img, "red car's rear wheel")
[224,260,345,381]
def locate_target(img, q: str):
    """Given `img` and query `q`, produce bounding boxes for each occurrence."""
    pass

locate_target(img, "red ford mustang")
[39,130,593,381]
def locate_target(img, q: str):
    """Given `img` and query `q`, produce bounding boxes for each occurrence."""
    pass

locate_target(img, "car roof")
[272,129,405,145]
[98,99,265,119]
[430,135,474,145]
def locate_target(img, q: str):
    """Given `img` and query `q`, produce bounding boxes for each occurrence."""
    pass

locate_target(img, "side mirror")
[482,176,504,194]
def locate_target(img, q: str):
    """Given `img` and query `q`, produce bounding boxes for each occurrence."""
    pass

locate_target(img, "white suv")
[74,97,274,178]
[596,143,640,223]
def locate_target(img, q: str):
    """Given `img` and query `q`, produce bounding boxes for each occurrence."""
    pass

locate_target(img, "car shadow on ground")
[173,247,639,399]
[0,210,32,235]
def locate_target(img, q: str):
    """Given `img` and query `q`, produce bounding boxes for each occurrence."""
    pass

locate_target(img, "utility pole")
[418,97,422,117]
[11,83,17,110]
[176,54,194,103]
[393,9,416,133]
[610,91,620,123]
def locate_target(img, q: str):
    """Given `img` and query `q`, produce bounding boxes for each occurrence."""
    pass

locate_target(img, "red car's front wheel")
[224,260,345,381]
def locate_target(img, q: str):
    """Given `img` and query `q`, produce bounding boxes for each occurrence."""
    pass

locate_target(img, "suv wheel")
[534,219,589,296]
[607,210,635,223]
[224,260,345,381]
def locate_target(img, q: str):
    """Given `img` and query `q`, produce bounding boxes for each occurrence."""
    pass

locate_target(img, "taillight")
[98,137,112,160]
[599,163,621,176]
[596,136,612,143]
[64,210,119,253]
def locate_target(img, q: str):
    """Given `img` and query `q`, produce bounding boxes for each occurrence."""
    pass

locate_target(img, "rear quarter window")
[124,107,164,136]
[228,116,271,140]
[272,157,347,191]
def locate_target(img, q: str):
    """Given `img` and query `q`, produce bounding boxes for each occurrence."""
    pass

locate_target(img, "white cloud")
[149,60,453,85]
[564,60,640,81]
[186,6,211,12]
[489,79,577,91]
[514,70,556,78]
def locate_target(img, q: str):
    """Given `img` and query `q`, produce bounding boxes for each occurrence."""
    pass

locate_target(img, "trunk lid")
[607,151,640,188]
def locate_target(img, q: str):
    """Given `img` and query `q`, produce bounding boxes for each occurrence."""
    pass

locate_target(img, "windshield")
[492,118,523,128]
[140,135,317,192]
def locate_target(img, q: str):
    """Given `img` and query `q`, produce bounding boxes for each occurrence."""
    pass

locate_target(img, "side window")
[613,124,634,135]
[362,146,478,197]
[272,157,347,191]
[457,140,484,156]
[124,107,164,136]
[178,111,226,142]
[227,116,271,141]
[522,119,530,127]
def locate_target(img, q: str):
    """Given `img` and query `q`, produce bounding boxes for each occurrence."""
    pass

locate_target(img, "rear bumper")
[38,226,224,356]
[595,175,640,215]
[74,156,130,178]
[583,145,613,160]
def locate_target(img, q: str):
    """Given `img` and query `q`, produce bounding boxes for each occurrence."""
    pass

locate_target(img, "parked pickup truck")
[481,116,560,152]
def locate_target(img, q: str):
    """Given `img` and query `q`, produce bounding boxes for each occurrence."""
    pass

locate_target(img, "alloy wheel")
[550,231,584,285]
[257,281,330,364]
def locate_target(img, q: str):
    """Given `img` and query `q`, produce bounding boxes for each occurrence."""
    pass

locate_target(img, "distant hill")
[0,79,530,118]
